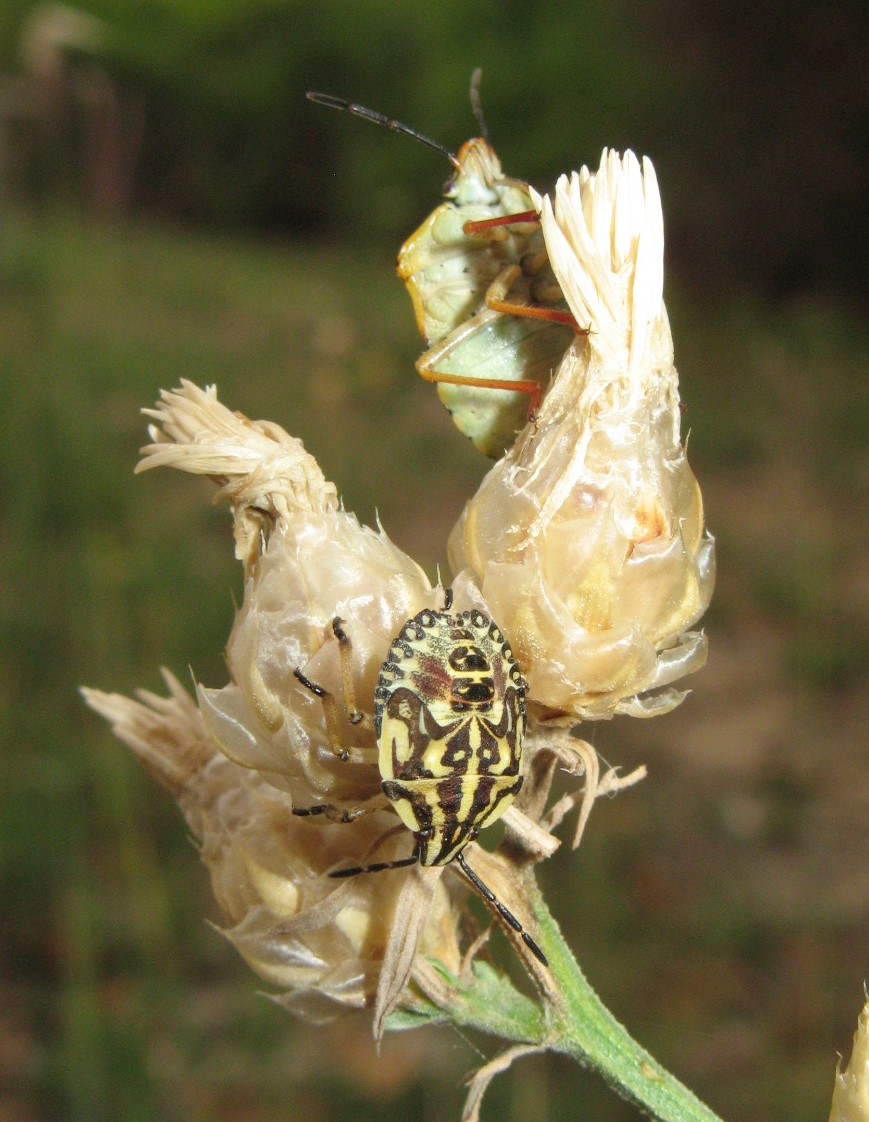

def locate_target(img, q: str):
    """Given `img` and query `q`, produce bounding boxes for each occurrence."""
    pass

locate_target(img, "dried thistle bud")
[97,383,465,1017]
[83,381,642,1029]
[829,999,869,1122]
[449,149,715,720]
[82,672,460,1022]
[138,383,438,808]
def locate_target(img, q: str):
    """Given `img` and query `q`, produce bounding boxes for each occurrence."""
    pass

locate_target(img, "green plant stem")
[531,878,727,1122]
[405,872,729,1122]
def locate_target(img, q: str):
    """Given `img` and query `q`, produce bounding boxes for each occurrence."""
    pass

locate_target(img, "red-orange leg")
[416,363,545,417]
[484,266,590,336]
[486,297,583,331]
[463,209,540,235]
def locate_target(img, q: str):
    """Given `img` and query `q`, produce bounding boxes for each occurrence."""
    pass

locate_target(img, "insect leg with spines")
[291,617,384,821]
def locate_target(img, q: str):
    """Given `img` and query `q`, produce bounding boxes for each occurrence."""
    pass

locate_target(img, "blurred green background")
[1,2,867,1120]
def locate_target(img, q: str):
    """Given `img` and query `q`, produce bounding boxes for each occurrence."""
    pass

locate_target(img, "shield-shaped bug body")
[307,82,581,459]
[398,138,577,457]
[292,601,547,965]
[374,607,526,866]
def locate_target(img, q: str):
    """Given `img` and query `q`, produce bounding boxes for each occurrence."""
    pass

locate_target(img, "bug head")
[443,137,505,206]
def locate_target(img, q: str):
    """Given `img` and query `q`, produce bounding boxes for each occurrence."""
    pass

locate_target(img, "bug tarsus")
[521,931,548,965]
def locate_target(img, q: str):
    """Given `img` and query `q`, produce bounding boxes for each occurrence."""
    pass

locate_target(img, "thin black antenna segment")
[469,67,490,142]
[306,91,458,168]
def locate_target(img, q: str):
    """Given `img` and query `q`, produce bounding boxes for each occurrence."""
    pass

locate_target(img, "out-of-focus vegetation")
[1,3,867,1121]
[2,0,868,298]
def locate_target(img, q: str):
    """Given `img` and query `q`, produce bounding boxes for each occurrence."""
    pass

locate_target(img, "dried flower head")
[449,149,715,720]
[82,671,460,1022]
[83,382,639,1030]
[829,998,869,1122]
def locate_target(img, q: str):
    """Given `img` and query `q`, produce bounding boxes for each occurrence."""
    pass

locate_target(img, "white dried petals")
[450,149,715,720]
[137,381,340,572]
[829,999,869,1122]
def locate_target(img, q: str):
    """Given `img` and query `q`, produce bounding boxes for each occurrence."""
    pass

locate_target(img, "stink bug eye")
[291,598,547,967]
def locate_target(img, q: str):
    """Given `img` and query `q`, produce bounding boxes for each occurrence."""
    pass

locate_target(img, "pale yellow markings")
[457,773,477,827]
[388,792,423,836]
[478,776,520,828]
[378,715,406,779]
[422,730,454,777]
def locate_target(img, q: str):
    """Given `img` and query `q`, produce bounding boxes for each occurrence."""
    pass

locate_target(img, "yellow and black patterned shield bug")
[292,591,546,965]
[307,76,585,459]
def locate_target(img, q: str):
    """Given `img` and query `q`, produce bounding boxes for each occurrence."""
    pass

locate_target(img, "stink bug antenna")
[306,91,459,169]
[469,67,490,143]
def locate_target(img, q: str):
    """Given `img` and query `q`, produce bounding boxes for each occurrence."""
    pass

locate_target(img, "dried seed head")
[139,382,438,805]
[91,383,466,1018]
[83,380,644,1027]
[829,998,869,1122]
[449,150,715,720]
[82,672,460,1021]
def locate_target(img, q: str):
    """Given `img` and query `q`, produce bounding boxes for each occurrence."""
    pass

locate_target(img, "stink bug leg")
[483,261,588,333]
[456,851,548,966]
[292,666,349,762]
[463,208,540,234]
[416,333,548,421]
[414,261,585,447]
[466,213,590,332]
[291,614,379,821]
[328,840,549,967]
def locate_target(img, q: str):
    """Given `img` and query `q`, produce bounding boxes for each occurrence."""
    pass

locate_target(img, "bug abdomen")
[382,773,523,866]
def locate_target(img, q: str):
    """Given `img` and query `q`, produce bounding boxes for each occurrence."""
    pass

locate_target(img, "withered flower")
[829,999,869,1122]
[83,382,633,1035]
[449,149,715,720]
[80,144,717,1122]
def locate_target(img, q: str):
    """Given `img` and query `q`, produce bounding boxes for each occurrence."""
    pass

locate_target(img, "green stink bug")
[307,78,583,458]
[292,595,546,966]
